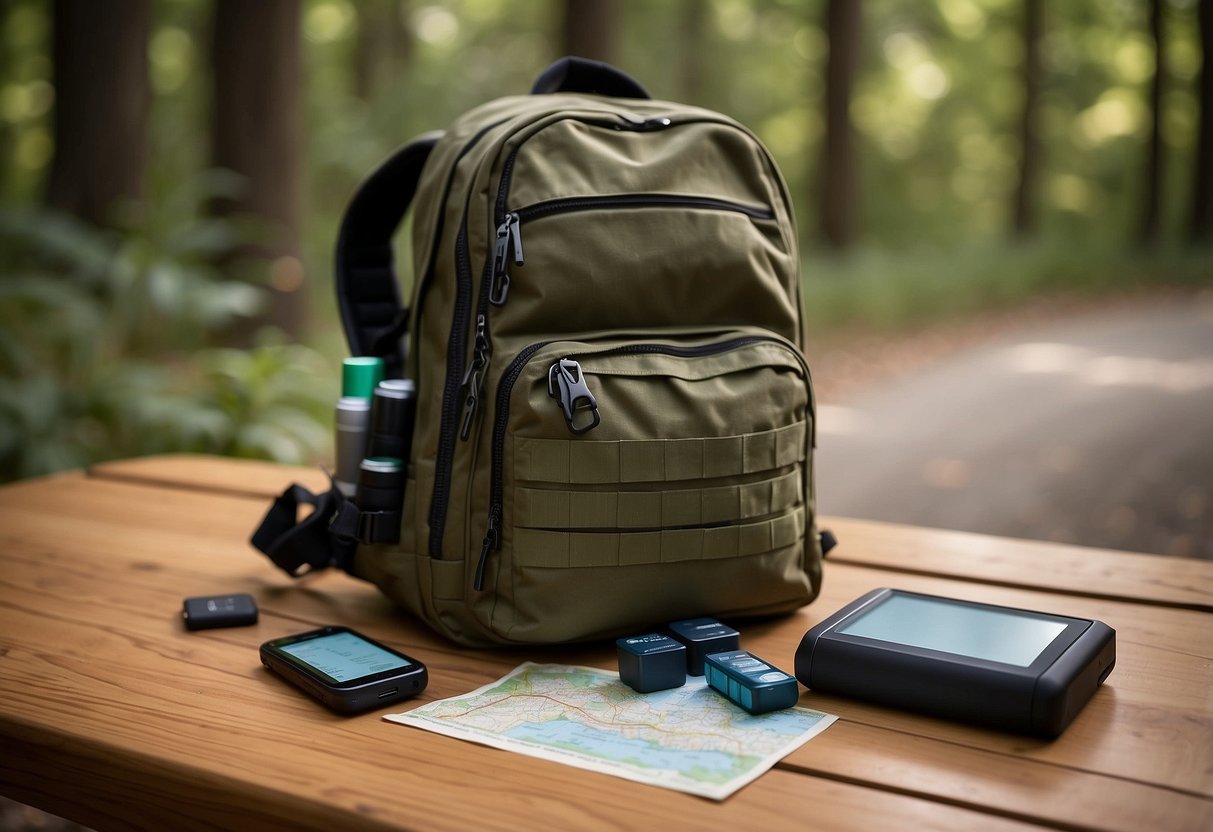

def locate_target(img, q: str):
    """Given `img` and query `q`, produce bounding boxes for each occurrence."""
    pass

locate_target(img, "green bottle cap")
[342,357,385,398]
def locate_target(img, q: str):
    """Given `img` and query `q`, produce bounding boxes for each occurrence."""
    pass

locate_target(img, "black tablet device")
[794,588,1115,737]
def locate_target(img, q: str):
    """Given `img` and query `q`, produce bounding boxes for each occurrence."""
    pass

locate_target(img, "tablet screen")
[836,593,1069,667]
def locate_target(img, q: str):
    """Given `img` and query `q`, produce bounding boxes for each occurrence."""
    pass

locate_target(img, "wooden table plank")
[86,455,1213,611]
[88,453,330,500]
[754,568,1213,796]
[3,469,1212,831]
[824,516,1213,613]
[0,597,1044,832]
[783,722,1213,832]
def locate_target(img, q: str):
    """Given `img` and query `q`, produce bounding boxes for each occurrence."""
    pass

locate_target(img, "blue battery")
[668,617,740,676]
[617,634,686,693]
[704,649,800,715]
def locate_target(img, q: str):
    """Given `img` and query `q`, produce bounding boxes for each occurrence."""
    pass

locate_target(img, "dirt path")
[808,287,1213,560]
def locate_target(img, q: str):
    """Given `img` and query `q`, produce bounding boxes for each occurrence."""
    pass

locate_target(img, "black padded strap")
[531,56,650,100]
[334,131,443,378]
[250,482,359,577]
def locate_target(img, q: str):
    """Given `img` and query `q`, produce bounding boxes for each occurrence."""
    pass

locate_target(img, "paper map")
[385,661,836,800]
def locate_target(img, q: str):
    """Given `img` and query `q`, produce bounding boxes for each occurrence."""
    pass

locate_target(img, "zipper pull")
[474,506,501,591]
[459,315,491,440]
[547,358,601,434]
[459,384,479,441]
[508,212,524,264]
[490,213,523,306]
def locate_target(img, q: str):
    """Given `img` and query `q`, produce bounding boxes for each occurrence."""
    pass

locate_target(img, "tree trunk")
[354,0,413,102]
[1139,0,1165,245]
[678,0,708,105]
[561,0,617,63]
[1012,0,1042,238]
[1193,0,1213,243]
[45,0,150,227]
[0,0,16,199]
[820,0,862,251]
[210,0,306,342]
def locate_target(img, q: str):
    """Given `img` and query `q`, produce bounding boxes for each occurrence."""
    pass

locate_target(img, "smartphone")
[260,626,428,714]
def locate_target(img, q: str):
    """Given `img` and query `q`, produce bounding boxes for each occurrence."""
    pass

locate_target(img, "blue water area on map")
[503,718,750,779]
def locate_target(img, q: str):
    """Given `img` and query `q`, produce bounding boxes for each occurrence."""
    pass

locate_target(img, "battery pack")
[182,593,259,631]
[705,649,799,715]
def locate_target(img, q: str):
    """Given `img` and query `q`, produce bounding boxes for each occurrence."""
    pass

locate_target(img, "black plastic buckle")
[547,358,600,434]
[357,510,401,545]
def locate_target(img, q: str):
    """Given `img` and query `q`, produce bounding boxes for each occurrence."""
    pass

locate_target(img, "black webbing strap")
[334,130,443,378]
[250,482,360,577]
[820,529,838,557]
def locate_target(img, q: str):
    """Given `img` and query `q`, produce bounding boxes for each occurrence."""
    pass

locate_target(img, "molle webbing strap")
[514,507,806,569]
[514,468,802,531]
[334,131,442,378]
[513,422,807,485]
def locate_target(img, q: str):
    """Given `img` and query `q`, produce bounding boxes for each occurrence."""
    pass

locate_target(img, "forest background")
[1,0,1210,482]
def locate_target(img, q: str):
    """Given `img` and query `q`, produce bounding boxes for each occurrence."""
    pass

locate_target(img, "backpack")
[253,58,830,647]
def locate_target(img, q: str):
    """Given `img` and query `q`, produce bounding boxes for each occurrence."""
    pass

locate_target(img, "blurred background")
[0,0,1210,544]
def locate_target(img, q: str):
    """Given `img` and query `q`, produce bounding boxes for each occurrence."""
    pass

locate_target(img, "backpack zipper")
[454,114,690,444]
[411,117,507,333]
[435,113,778,559]
[427,220,476,558]
[487,194,775,308]
[432,115,636,558]
[415,119,508,560]
[473,334,811,591]
[459,193,776,437]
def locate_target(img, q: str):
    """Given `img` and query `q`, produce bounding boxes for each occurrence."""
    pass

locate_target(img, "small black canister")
[355,456,404,544]
[367,379,417,463]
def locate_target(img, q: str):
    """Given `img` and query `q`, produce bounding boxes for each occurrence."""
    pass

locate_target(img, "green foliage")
[1,0,1210,482]
[803,241,1213,333]
[3,0,1209,251]
[0,176,333,482]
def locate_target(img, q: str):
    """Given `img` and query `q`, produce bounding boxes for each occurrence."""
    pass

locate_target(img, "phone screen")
[279,631,412,683]
[837,593,1069,667]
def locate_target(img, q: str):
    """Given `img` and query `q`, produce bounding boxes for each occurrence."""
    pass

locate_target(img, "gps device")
[794,588,1115,737]
[260,626,428,714]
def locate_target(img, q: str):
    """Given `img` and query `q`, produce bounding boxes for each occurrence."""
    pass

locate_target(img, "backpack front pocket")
[474,329,815,643]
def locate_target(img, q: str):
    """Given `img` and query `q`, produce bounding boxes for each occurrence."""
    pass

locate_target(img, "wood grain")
[0,590,1041,832]
[88,453,330,500]
[2,458,1212,831]
[823,515,1213,612]
[86,454,1213,610]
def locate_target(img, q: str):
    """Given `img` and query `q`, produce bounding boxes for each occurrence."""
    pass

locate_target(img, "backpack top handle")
[531,56,651,100]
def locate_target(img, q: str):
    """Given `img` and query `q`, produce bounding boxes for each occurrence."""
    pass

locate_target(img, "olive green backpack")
[253,58,830,647]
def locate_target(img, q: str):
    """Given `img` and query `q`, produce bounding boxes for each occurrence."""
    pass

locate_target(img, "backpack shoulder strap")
[334,130,443,377]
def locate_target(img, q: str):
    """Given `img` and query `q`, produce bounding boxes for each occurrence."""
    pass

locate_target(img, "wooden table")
[1,454,1210,831]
